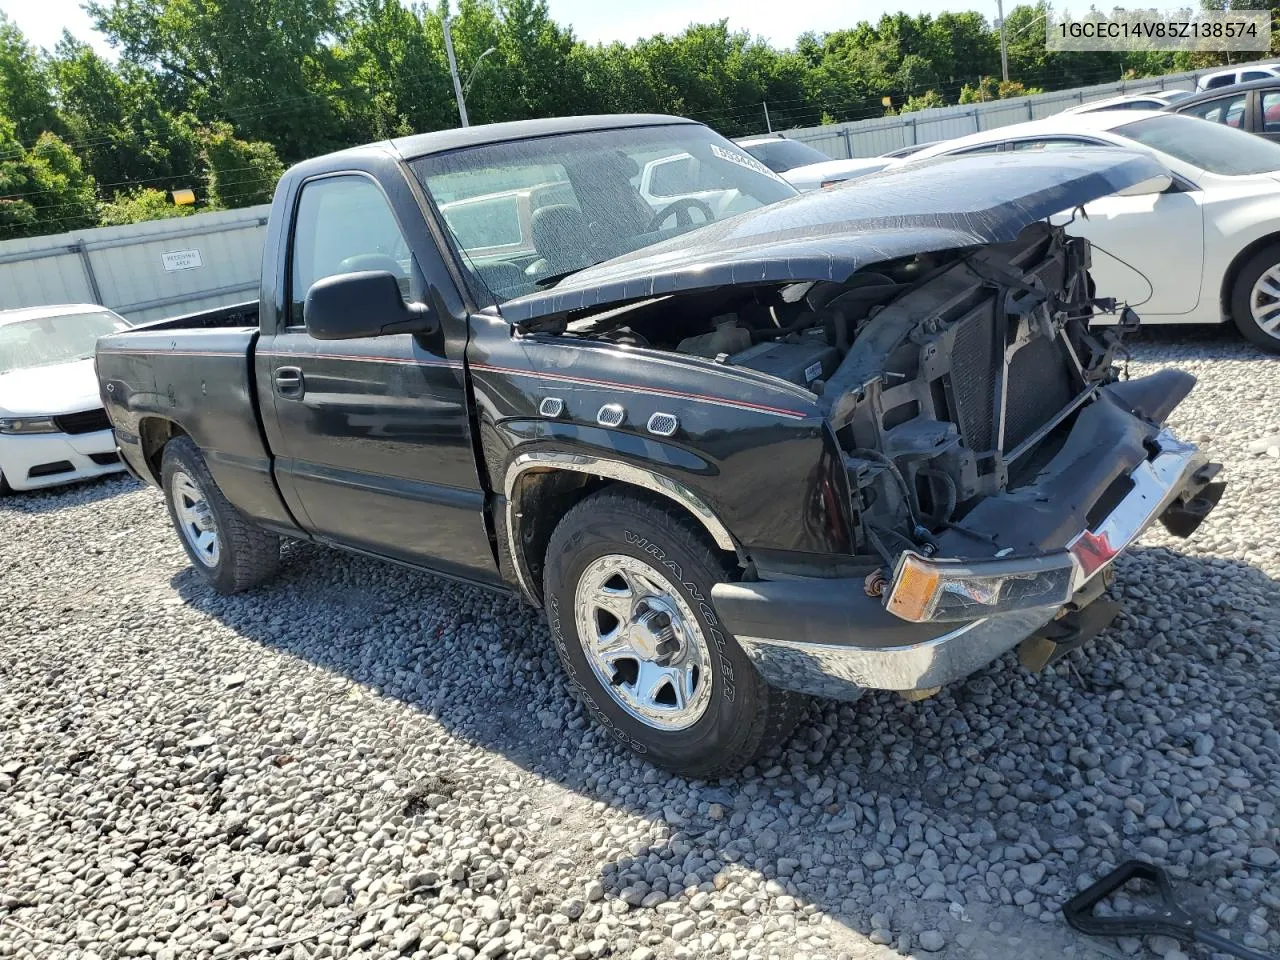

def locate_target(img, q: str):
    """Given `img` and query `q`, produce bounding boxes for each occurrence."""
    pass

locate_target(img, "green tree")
[200,122,284,209]
[0,12,59,144]
[338,0,453,140]
[50,34,200,194]
[99,186,194,225]
[899,89,946,113]
[0,121,97,240]
[87,0,353,161]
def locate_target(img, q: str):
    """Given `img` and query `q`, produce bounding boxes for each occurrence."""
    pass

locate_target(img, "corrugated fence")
[775,66,1219,159]
[0,205,269,324]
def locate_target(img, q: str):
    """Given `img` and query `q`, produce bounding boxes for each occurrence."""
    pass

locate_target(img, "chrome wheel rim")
[171,470,220,568]
[1249,263,1280,338]
[573,554,713,731]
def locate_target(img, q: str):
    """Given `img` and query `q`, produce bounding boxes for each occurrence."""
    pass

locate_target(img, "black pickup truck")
[97,114,1224,776]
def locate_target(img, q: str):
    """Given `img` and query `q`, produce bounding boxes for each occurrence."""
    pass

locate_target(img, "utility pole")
[996,0,1010,83]
[443,16,468,127]
[762,102,772,133]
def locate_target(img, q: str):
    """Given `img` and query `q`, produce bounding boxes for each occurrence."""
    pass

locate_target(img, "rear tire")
[543,488,807,777]
[1229,243,1280,353]
[161,436,280,594]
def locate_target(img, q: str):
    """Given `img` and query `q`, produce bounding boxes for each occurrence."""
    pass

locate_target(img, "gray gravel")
[1,329,1277,960]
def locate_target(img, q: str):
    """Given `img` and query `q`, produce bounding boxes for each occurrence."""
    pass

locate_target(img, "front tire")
[543,488,806,777]
[1230,243,1280,353]
[161,436,280,594]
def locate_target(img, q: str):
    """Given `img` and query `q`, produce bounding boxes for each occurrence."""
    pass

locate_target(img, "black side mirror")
[304,270,438,340]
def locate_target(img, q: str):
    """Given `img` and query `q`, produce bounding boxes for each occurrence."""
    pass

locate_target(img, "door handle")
[275,366,304,399]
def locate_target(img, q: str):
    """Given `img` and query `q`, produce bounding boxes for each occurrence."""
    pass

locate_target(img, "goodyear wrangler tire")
[161,436,281,595]
[543,488,806,777]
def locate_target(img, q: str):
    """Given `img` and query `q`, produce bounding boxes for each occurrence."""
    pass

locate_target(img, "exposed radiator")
[948,313,1076,454]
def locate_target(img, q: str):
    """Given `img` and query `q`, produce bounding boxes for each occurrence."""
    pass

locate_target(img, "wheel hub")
[627,602,677,662]
[171,470,221,568]
[573,554,714,731]
[1249,263,1280,339]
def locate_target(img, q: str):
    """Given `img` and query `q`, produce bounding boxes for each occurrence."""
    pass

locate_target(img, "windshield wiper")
[534,260,606,289]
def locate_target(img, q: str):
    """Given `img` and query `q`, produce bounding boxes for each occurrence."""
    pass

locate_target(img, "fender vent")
[646,412,679,437]
[538,397,564,418]
[596,404,626,428]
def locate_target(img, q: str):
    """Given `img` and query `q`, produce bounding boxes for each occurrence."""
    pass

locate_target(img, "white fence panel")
[0,204,270,323]
[775,62,1256,159]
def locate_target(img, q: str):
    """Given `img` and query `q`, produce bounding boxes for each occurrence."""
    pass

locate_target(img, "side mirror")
[1113,172,1173,197]
[304,270,438,340]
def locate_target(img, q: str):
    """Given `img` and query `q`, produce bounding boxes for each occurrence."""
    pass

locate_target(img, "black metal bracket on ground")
[1161,462,1226,539]
[1018,596,1121,672]
[1063,860,1280,960]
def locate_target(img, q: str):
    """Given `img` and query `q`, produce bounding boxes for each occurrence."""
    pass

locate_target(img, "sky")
[4,0,1015,57]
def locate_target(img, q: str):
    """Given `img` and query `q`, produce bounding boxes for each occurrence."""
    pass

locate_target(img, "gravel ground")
[1,329,1277,960]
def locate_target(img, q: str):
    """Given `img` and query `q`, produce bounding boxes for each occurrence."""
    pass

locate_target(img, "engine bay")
[562,222,1135,563]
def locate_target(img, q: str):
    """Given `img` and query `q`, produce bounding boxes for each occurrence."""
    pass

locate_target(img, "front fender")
[468,318,853,598]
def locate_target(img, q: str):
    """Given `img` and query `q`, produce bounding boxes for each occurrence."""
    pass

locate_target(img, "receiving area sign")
[162,249,203,272]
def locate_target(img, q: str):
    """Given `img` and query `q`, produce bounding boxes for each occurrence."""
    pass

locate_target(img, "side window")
[1204,74,1235,89]
[1264,91,1280,133]
[951,143,1003,156]
[648,156,698,197]
[1011,137,1105,151]
[1181,93,1247,128]
[288,175,412,326]
[1242,70,1271,82]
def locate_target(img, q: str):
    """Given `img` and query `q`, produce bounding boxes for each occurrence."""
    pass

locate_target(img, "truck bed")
[123,300,260,334]
[95,301,295,531]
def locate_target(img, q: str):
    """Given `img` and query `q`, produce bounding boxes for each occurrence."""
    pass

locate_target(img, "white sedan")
[0,304,133,493]
[891,110,1280,351]
[736,135,893,190]
[1059,90,1194,115]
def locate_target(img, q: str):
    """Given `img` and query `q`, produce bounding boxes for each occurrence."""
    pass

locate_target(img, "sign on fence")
[161,249,204,272]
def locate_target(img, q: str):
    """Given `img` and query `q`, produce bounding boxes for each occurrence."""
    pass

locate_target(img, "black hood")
[498,148,1166,328]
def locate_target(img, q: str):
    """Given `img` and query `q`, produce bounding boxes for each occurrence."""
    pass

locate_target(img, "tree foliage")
[0,121,97,238]
[99,186,194,225]
[201,122,285,209]
[0,0,1260,239]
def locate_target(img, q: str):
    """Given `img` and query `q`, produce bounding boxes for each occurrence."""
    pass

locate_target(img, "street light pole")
[996,0,1010,83]
[463,47,497,97]
[442,16,468,127]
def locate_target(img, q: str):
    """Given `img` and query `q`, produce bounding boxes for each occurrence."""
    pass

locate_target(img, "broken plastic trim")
[884,429,1206,623]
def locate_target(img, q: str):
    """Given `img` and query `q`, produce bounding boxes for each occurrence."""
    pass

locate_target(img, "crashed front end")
[506,147,1225,701]
[707,185,1223,700]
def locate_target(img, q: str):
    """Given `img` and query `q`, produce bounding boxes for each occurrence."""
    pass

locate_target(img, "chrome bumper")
[733,430,1212,698]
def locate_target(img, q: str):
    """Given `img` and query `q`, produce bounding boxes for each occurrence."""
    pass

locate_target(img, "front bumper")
[0,428,125,491]
[713,408,1222,700]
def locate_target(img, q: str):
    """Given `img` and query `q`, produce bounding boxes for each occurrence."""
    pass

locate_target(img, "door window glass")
[288,175,411,325]
[1011,138,1107,151]
[1181,93,1247,128]
[1263,92,1280,133]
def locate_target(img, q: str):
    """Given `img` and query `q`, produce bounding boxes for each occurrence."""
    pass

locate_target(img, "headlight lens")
[0,417,59,434]
[885,551,1077,622]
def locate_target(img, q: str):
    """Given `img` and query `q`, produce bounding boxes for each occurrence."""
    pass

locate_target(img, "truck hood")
[500,149,1167,330]
[0,358,103,417]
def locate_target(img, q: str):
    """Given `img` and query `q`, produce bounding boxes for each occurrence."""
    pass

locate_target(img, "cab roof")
[390,114,699,160]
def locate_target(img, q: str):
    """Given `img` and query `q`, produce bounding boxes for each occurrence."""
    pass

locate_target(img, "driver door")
[259,172,500,583]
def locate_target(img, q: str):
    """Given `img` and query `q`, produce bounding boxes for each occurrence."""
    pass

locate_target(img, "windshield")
[0,311,131,375]
[1117,114,1280,175]
[740,138,832,172]
[411,123,796,305]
